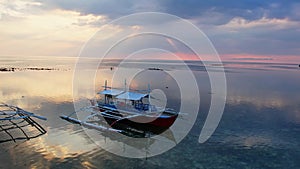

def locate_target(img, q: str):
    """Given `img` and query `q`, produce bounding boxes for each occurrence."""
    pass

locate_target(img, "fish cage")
[0,103,47,143]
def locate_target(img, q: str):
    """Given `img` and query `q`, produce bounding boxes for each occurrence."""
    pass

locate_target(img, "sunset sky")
[0,0,299,62]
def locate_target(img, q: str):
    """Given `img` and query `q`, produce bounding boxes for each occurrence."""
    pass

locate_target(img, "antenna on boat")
[148,83,151,113]
[124,79,127,92]
[104,80,108,104]
[124,79,127,105]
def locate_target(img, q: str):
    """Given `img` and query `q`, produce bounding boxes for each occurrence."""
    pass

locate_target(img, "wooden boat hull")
[101,111,178,135]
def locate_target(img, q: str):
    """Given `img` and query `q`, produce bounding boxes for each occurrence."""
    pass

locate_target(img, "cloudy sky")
[0,0,299,62]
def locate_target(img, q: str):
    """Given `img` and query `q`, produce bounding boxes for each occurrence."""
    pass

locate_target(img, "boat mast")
[104,80,107,104]
[148,84,151,113]
[124,79,127,106]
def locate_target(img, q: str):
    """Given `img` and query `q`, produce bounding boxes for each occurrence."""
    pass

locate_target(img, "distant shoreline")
[0,67,65,72]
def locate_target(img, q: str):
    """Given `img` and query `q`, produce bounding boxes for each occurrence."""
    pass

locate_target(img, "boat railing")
[134,103,149,111]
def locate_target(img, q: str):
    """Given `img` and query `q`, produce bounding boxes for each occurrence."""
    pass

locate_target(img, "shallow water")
[0,56,299,169]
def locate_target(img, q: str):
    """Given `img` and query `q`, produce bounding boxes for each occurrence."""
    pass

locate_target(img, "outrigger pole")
[0,103,47,143]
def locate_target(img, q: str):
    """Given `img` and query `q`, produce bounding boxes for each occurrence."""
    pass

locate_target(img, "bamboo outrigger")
[0,103,47,143]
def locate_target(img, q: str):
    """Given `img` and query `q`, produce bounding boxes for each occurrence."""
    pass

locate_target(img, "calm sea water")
[0,56,299,169]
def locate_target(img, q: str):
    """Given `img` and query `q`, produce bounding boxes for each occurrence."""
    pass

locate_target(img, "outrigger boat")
[61,81,179,137]
[0,103,47,143]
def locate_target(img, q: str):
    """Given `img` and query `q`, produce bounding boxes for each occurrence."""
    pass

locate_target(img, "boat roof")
[116,91,148,101]
[98,89,124,96]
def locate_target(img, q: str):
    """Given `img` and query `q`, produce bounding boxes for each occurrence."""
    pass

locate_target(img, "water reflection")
[0,57,300,168]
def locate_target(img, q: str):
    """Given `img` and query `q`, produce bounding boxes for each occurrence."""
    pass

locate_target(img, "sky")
[0,0,299,62]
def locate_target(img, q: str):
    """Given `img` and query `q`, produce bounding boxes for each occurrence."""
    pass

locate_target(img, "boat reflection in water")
[61,80,179,138]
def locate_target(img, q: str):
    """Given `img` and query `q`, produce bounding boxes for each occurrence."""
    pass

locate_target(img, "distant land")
[0,67,63,72]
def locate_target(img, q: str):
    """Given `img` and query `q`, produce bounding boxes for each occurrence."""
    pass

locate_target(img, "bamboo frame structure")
[0,103,47,143]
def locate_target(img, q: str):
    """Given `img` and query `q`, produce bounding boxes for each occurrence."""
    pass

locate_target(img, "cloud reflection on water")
[0,57,300,168]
